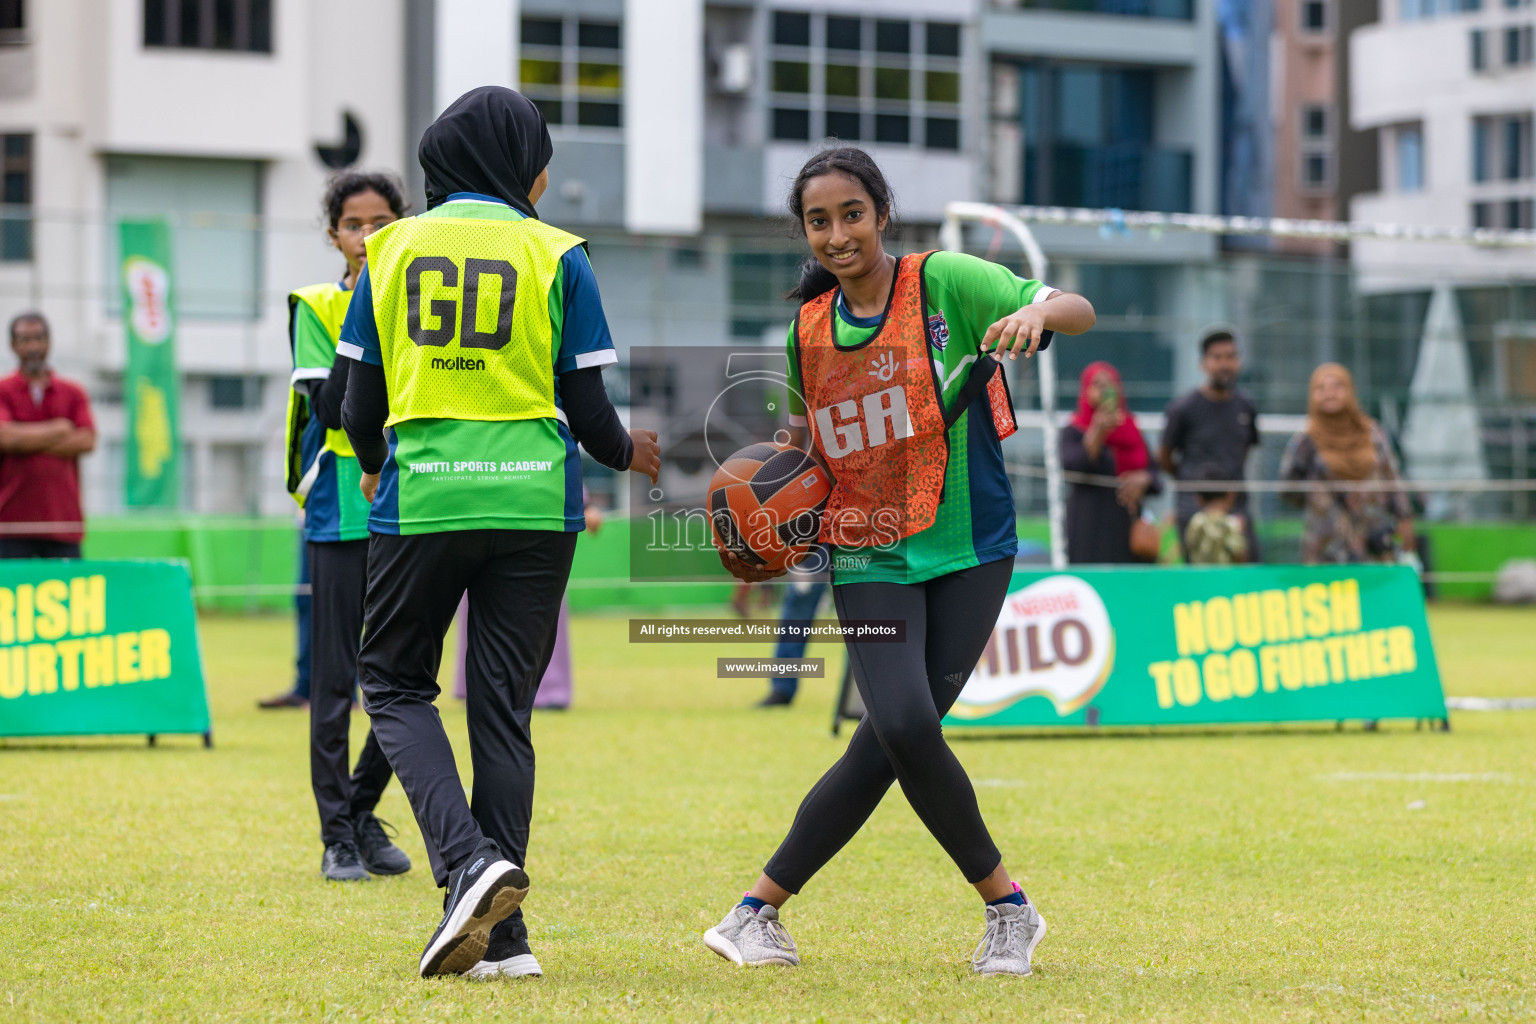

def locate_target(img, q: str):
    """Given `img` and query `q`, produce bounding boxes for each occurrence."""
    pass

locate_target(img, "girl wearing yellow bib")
[338,87,659,980]
[286,172,413,883]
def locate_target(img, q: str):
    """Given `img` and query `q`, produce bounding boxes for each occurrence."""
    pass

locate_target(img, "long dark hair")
[322,170,409,229]
[785,147,896,303]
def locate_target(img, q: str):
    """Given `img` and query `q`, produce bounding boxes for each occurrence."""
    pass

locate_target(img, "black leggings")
[358,529,575,887]
[308,540,394,847]
[763,557,1013,892]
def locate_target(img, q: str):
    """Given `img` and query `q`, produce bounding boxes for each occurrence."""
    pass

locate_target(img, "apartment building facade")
[1351,0,1536,286]
[0,0,1228,516]
[0,0,407,517]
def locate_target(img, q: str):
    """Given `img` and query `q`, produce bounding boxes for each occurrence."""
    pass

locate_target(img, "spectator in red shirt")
[0,313,96,558]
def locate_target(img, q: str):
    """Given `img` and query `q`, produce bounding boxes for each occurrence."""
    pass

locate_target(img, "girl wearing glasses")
[283,171,413,882]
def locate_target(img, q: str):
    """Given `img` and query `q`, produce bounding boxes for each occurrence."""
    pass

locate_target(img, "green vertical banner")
[120,219,180,508]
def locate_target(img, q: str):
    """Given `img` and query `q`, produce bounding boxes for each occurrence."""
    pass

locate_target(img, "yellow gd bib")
[365,213,583,428]
[284,282,356,504]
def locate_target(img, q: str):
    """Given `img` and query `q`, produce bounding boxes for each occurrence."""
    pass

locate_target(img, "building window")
[0,133,31,262]
[1301,104,1330,140]
[875,20,909,54]
[1507,116,1530,179]
[1300,0,1328,32]
[927,70,960,104]
[519,16,623,130]
[1505,24,1535,66]
[143,0,273,54]
[207,375,264,410]
[773,11,810,47]
[669,243,705,270]
[770,12,963,152]
[875,113,910,144]
[825,109,859,140]
[105,156,263,321]
[1008,0,1192,15]
[1299,105,1333,192]
[773,107,810,141]
[927,22,961,57]
[1473,117,1489,181]
[729,250,805,339]
[1396,124,1425,191]
[1300,150,1331,190]
[926,117,960,151]
[1507,197,1534,228]
[1473,197,1535,228]
[826,16,860,51]
[0,0,22,34]
[875,66,910,102]
[825,63,859,99]
[1472,114,1532,182]
[1011,60,1192,211]
[1403,0,1483,17]
[772,60,810,94]
[1471,29,1486,70]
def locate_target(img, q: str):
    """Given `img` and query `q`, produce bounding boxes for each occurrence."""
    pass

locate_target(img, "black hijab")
[419,86,552,218]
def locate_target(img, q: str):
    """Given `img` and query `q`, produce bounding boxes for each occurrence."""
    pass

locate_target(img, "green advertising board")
[944,565,1446,729]
[120,219,181,509]
[0,561,211,741]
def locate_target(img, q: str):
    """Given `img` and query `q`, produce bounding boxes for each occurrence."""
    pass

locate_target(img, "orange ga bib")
[793,252,951,547]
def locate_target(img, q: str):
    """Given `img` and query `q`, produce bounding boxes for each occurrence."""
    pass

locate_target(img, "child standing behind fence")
[1184,465,1249,565]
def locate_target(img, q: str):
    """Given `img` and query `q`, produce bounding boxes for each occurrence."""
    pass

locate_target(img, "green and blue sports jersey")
[336,193,618,536]
[786,250,1054,585]
[291,285,372,543]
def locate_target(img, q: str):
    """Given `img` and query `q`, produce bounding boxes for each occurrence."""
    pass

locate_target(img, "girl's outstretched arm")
[981,292,1096,360]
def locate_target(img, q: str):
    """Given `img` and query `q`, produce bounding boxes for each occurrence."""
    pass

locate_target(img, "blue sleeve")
[554,246,618,375]
[337,265,382,366]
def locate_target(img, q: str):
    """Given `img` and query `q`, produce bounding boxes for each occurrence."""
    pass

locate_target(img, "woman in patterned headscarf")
[1281,363,1414,564]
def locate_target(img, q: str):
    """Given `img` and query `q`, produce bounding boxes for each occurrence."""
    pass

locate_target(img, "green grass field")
[2,604,1534,1023]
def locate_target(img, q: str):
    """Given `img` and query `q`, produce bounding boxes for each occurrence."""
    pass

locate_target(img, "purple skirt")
[452,594,572,708]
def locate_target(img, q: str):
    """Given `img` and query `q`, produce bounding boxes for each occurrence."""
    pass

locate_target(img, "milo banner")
[0,561,211,740]
[945,565,1446,729]
[120,219,180,509]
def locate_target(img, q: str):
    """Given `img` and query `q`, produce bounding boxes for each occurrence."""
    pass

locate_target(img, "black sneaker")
[418,839,529,978]
[321,839,370,882]
[464,909,543,979]
[755,691,793,708]
[353,812,412,876]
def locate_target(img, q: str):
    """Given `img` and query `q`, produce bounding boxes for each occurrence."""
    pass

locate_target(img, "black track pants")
[357,529,575,887]
[762,557,1013,892]
[308,540,393,847]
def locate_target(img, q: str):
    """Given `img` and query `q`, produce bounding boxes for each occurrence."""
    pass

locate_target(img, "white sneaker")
[418,841,529,978]
[465,911,543,979]
[971,900,1047,977]
[465,952,542,979]
[703,903,799,967]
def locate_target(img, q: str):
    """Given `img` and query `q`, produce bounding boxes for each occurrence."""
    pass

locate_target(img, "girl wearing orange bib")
[705,148,1096,976]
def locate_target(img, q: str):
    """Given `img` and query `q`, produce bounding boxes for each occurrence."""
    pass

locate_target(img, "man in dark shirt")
[0,313,96,558]
[1158,328,1259,561]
